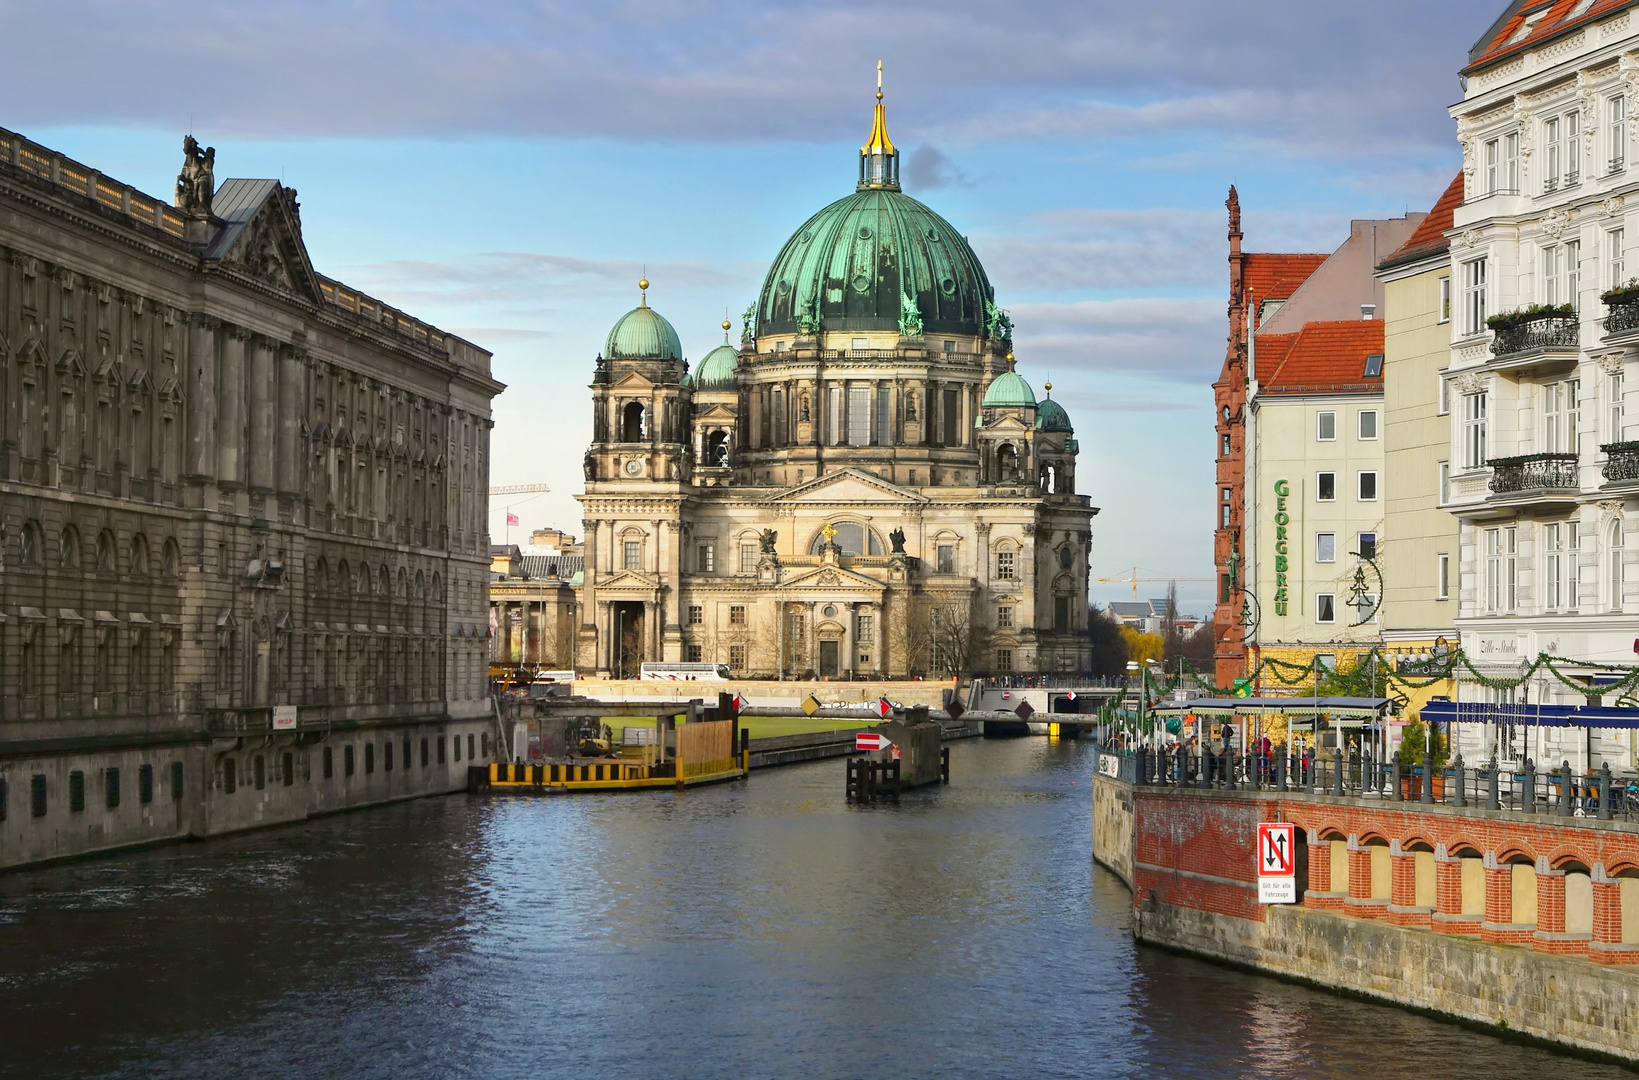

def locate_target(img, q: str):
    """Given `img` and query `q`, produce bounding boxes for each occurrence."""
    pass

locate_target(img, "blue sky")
[1,0,1499,614]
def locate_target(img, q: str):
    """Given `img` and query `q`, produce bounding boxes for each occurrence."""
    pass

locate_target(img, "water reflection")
[0,740,1626,1079]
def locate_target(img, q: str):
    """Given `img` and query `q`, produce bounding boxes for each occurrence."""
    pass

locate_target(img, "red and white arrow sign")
[875,697,892,718]
[855,732,892,752]
[1257,823,1295,877]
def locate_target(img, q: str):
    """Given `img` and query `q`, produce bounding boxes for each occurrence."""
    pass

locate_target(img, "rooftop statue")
[175,135,215,217]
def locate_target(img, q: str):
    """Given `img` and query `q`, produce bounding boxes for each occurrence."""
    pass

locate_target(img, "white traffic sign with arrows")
[1256,822,1296,904]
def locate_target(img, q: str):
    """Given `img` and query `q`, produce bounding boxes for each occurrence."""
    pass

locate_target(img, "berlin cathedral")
[577,86,1097,678]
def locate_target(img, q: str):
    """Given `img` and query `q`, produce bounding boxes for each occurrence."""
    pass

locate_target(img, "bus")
[639,662,731,681]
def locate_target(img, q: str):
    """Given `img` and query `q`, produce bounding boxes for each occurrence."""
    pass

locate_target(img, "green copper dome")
[694,343,739,391]
[1036,395,1072,432]
[755,188,995,338]
[982,370,1036,408]
[605,304,683,361]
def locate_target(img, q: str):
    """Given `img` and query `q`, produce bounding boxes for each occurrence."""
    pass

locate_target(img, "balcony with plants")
[1484,304,1580,371]
[1601,280,1639,340]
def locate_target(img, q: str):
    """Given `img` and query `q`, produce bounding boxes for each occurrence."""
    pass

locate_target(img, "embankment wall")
[1093,773,1639,1062]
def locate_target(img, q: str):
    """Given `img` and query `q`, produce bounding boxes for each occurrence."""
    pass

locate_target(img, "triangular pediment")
[611,371,656,391]
[984,415,1033,433]
[764,467,928,506]
[695,403,738,423]
[596,569,660,591]
[780,562,886,592]
[205,179,322,304]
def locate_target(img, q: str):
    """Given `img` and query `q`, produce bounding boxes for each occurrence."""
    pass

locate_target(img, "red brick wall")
[1130,787,1639,964]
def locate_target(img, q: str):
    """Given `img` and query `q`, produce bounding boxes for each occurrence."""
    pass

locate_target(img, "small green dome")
[694,343,739,391]
[605,304,682,361]
[1036,395,1072,432]
[982,370,1036,407]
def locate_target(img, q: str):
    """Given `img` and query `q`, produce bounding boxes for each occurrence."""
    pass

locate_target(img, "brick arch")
[1548,846,1593,872]
[1401,834,1437,853]
[1312,821,1350,842]
[1357,830,1393,847]
[1496,842,1539,866]
[1444,835,1486,858]
[1604,858,1639,878]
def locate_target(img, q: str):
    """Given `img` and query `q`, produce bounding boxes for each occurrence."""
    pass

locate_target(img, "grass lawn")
[600,714,873,741]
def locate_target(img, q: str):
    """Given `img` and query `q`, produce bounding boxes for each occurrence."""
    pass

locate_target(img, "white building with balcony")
[1444,1,1639,771]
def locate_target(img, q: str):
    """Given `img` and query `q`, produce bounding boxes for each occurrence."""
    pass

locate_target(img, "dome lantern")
[859,61,899,192]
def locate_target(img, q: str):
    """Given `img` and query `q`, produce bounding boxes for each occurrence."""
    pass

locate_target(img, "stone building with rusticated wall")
[0,127,502,869]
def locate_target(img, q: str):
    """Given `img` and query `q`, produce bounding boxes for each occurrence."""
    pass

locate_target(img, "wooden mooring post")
[845,757,901,803]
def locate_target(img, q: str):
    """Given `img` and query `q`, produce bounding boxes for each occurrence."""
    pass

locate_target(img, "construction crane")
[1097,566,1213,600]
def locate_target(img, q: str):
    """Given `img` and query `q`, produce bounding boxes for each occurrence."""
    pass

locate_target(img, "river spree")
[0,739,1628,1079]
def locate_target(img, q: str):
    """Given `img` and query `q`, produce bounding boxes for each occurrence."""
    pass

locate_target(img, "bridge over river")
[0,739,1623,1079]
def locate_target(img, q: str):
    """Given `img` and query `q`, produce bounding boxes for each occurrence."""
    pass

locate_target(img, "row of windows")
[4,762,184,820]
[1477,90,1625,199]
[1459,234,1631,340]
[1481,521,1628,614]
[2,523,180,575]
[675,541,1025,578]
[1453,372,1625,470]
[1314,410,1378,442]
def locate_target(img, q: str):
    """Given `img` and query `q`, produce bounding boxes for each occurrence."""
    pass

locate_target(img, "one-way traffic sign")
[1256,822,1296,904]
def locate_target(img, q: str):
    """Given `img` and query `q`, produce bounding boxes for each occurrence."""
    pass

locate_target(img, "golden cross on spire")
[821,523,838,544]
[877,59,883,101]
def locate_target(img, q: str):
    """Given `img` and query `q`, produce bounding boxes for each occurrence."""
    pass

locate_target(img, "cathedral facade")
[576,94,1097,679]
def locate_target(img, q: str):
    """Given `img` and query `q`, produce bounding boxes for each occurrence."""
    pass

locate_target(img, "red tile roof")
[1465,0,1638,74]
[1244,253,1328,309]
[1379,170,1464,270]
[1257,320,1385,395]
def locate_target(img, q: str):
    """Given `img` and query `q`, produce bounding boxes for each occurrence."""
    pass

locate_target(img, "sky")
[0,0,1499,615]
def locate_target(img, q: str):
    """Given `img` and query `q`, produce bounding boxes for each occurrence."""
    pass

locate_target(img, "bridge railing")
[1096,742,1639,823]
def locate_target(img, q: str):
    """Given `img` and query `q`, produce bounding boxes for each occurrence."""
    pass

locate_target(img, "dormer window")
[1507,9,1546,44]
[1363,353,1383,378]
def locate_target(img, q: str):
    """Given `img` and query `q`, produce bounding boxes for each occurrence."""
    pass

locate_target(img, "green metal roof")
[694,343,739,391]
[982,370,1036,407]
[755,187,994,338]
[1035,395,1072,432]
[605,304,683,361]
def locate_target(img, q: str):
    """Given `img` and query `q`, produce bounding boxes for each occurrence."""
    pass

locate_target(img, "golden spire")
[722,317,733,343]
[862,60,895,155]
[639,275,649,307]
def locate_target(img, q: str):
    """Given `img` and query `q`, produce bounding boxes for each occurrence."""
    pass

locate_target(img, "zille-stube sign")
[855,733,892,752]
[272,705,298,732]
[1256,822,1297,904]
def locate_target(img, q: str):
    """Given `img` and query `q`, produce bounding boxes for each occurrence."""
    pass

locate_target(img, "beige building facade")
[575,97,1097,679]
[0,128,502,868]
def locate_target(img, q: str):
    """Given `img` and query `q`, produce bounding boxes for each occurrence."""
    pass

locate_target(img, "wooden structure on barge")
[473,715,748,794]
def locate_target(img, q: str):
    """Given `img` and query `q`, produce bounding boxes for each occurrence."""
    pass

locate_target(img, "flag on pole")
[732,693,746,712]
[506,512,520,526]
[876,697,892,718]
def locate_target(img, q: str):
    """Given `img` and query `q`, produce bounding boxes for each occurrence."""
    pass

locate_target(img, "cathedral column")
[276,347,303,501]
[217,324,249,489]
[185,314,219,484]
[248,334,276,495]
[844,603,857,677]
[977,521,992,593]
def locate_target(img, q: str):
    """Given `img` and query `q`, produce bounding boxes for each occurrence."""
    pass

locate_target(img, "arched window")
[415,569,425,600]
[96,530,116,573]
[996,444,1019,484]
[130,534,149,577]
[1612,520,1626,612]
[359,564,372,596]
[430,572,442,604]
[162,538,180,576]
[622,401,645,442]
[706,430,729,466]
[808,522,884,557]
[398,567,409,598]
[314,557,329,596]
[59,526,81,569]
[379,563,391,597]
[20,521,41,566]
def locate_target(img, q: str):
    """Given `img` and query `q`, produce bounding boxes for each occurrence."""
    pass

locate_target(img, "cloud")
[904,145,972,191]
[0,0,1477,163]
[1011,296,1224,382]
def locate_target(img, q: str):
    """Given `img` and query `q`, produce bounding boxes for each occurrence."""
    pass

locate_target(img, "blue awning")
[1419,698,1639,729]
